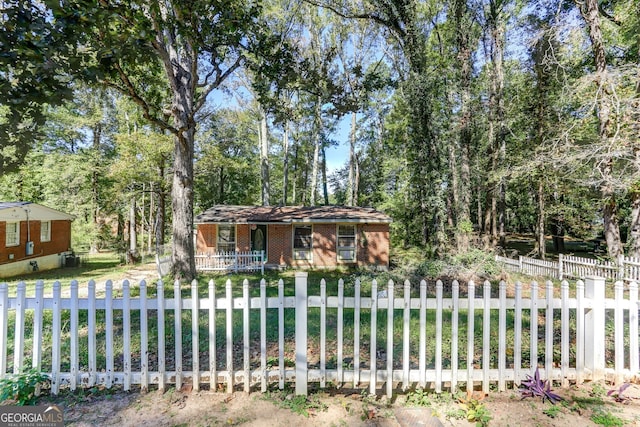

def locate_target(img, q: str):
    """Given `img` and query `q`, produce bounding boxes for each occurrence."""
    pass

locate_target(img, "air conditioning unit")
[26,241,34,256]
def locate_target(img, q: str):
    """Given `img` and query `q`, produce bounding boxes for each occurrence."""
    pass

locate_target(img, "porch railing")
[195,251,265,274]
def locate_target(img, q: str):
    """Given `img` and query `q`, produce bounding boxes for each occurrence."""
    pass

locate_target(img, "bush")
[0,369,49,405]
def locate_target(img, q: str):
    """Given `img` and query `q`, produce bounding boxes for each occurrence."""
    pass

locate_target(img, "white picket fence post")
[295,272,308,395]
[630,281,639,375]
[584,276,606,381]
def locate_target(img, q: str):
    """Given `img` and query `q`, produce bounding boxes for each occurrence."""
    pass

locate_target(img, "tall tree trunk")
[309,98,321,206]
[90,123,102,254]
[347,112,357,206]
[171,122,196,280]
[322,146,329,205]
[535,178,546,259]
[117,211,124,245]
[292,143,299,204]
[628,189,640,258]
[129,196,137,261]
[628,23,640,257]
[282,122,289,205]
[485,0,507,249]
[627,9,640,258]
[259,105,270,206]
[453,0,473,252]
[577,0,623,259]
[219,167,225,202]
[155,161,166,252]
[354,152,360,206]
[148,182,154,253]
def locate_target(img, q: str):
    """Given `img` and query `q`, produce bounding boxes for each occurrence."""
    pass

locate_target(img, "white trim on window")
[217,224,236,252]
[40,220,51,242]
[5,221,19,247]
[293,225,313,261]
[337,224,357,262]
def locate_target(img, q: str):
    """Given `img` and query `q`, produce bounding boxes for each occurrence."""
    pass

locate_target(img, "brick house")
[195,205,391,269]
[0,202,74,278]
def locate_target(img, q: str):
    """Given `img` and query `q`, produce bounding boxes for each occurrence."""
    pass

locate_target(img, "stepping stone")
[394,408,445,427]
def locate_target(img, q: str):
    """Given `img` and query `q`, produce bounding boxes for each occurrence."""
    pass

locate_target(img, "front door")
[250,224,267,261]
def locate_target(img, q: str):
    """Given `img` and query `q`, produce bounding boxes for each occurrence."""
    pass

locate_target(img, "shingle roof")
[195,205,392,224]
[0,201,31,210]
[0,202,74,221]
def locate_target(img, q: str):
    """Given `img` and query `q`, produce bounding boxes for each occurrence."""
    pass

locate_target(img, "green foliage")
[591,382,607,399]
[457,220,474,234]
[457,395,492,427]
[389,247,501,281]
[405,387,432,407]
[590,409,626,426]
[542,404,563,418]
[194,109,261,210]
[0,369,49,406]
[0,2,84,172]
[263,387,328,418]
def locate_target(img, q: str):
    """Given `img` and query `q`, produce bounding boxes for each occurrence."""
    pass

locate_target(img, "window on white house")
[217,224,236,252]
[41,221,51,242]
[6,222,19,247]
[337,225,356,262]
[293,225,312,260]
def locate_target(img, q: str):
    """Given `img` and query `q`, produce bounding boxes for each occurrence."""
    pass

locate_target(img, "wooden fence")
[496,254,640,282]
[0,274,638,398]
[195,251,265,274]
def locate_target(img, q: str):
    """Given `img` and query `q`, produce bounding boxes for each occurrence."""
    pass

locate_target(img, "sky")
[325,115,350,174]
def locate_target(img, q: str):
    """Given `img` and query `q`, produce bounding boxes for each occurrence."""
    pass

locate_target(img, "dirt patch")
[39,380,640,426]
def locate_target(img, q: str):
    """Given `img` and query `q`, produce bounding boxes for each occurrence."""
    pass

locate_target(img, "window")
[293,225,312,260]
[5,222,19,247]
[40,221,51,242]
[217,224,236,252]
[337,225,356,262]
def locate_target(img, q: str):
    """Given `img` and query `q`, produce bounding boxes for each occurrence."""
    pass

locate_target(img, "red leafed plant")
[607,383,632,404]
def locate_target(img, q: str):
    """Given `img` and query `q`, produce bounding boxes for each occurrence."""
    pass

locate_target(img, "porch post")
[295,272,308,395]
[584,276,605,381]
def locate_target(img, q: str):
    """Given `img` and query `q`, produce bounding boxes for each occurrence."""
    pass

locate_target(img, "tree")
[2,0,267,280]
[0,2,83,172]
[574,0,625,258]
[194,109,260,209]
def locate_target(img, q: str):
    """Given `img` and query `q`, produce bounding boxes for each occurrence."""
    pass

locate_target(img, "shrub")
[0,369,49,405]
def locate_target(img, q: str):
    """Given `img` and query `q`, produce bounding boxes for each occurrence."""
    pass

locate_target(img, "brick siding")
[357,224,390,267]
[196,224,217,253]
[237,225,250,252]
[267,224,291,265]
[195,222,390,269]
[0,220,71,264]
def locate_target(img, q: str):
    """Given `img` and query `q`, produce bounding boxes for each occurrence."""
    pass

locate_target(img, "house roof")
[195,205,392,224]
[0,202,75,221]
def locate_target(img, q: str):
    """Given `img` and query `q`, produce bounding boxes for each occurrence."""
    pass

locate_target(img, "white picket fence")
[0,274,638,398]
[496,254,640,282]
[195,251,265,274]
